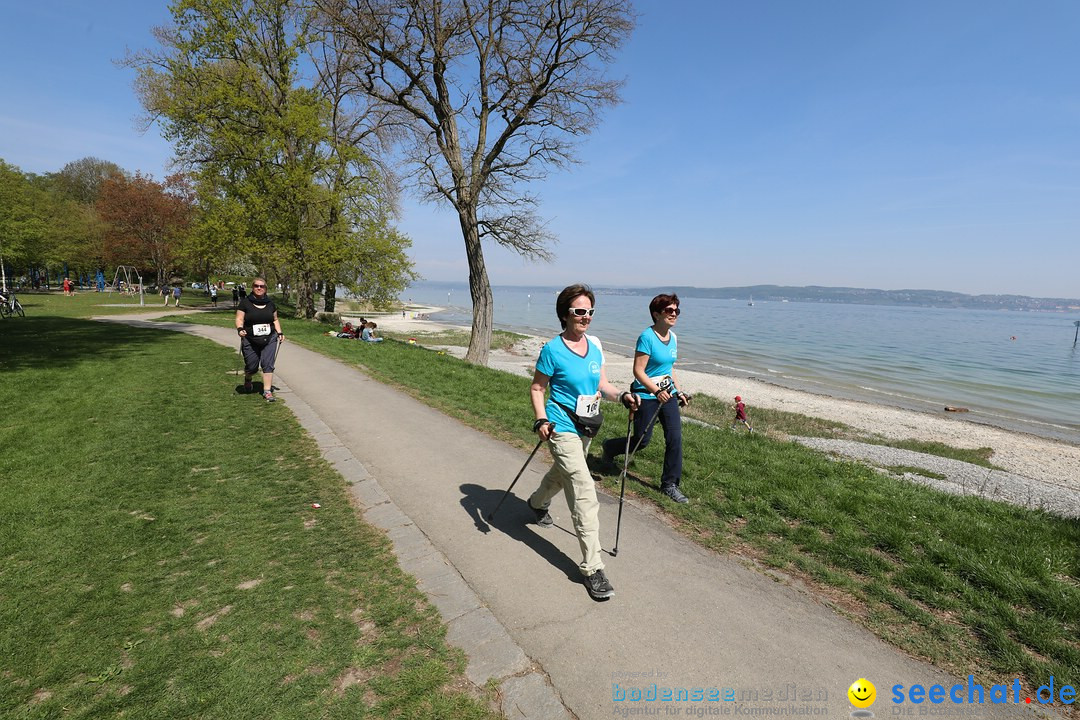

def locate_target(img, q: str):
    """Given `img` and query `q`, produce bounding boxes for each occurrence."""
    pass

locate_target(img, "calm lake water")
[400,282,1080,444]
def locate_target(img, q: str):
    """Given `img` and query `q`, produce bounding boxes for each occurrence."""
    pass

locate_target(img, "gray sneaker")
[530,504,553,528]
[661,485,689,504]
[585,569,614,599]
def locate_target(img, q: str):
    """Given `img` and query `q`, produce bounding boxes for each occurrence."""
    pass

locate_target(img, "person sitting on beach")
[361,321,384,342]
[732,395,754,433]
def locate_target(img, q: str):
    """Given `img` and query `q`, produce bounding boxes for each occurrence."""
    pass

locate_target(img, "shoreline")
[354,308,1080,491]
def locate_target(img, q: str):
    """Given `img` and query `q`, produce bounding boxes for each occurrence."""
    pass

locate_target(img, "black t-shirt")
[239,296,277,344]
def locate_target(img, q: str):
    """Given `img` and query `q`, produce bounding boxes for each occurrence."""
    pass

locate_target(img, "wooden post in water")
[1074,320,1079,345]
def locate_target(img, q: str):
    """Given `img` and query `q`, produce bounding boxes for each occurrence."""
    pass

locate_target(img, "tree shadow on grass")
[0,316,194,373]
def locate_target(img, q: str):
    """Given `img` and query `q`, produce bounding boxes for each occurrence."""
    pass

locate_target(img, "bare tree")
[317,0,634,364]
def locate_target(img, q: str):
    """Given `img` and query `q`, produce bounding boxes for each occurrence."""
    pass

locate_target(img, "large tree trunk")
[295,271,317,318]
[323,280,337,312]
[460,207,492,365]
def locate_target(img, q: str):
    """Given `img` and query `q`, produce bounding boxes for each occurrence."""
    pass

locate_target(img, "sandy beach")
[358,308,1080,494]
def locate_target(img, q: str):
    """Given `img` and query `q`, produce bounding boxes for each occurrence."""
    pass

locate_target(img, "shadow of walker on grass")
[233,381,278,394]
[585,453,663,495]
[459,483,582,583]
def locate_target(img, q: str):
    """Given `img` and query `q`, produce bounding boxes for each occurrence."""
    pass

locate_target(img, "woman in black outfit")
[235,278,284,401]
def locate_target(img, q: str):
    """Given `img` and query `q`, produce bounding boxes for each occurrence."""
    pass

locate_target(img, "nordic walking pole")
[272,333,283,369]
[488,427,550,522]
[264,333,283,392]
[626,400,663,464]
[611,409,635,557]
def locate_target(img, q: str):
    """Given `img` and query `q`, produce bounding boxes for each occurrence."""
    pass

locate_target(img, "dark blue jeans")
[602,397,683,488]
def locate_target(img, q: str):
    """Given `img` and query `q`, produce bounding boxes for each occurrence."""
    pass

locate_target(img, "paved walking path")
[99,312,1044,720]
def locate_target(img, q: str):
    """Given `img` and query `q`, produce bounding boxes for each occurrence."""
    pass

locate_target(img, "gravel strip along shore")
[793,437,1080,519]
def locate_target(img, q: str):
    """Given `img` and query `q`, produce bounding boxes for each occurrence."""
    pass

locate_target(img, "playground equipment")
[110,266,145,306]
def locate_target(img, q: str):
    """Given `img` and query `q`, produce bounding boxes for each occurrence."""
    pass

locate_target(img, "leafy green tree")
[0,159,115,288]
[130,0,414,317]
[0,161,44,281]
[54,157,126,205]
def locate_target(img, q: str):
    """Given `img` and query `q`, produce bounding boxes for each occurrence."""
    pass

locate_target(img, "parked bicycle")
[0,289,26,318]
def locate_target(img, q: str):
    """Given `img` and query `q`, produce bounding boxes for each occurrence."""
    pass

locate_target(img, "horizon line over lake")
[399,281,1080,445]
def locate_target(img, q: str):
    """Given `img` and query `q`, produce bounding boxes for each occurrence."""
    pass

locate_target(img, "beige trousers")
[529,432,603,576]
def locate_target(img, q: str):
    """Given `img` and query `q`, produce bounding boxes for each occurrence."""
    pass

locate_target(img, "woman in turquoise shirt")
[602,293,691,504]
[528,284,638,600]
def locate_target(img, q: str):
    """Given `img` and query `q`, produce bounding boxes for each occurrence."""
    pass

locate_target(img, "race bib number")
[252,323,272,337]
[575,393,601,418]
[651,375,674,393]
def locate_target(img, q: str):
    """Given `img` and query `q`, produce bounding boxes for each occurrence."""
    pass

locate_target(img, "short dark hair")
[649,293,680,319]
[556,284,595,329]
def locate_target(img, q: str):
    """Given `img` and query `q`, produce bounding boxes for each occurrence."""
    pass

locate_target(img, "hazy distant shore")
[359,307,1080,494]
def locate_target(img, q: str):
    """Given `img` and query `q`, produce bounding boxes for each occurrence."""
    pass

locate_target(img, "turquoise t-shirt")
[535,334,605,435]
[630,328,677,400]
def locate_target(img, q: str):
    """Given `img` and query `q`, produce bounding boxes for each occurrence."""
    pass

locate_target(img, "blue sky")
[2,1,1078,297]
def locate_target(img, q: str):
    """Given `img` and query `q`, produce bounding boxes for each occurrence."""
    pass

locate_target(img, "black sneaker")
[661,485,690,504]
[531,504,553,528]
[584,569,614,600]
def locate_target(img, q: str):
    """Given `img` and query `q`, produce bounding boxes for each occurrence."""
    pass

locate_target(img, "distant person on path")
[232,285,239,308]
[732,396,753,433]
[172,285,182,307]
[62,277,71,296]
[361,321,383,342]
[602,293,692,504]
[209,283,218,307]
[526,284,638,601]
[161,285,170,306]
[236,278,284,402]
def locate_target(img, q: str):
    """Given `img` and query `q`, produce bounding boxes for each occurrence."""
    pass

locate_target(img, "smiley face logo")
[847,678,876,709]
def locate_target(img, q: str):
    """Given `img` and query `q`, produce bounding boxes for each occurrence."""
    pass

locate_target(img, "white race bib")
[651,375,674,393]
[252,323,272,337]
[575,393,601,418]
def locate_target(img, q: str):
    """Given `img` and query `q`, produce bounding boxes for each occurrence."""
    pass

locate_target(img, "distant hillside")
[618,285,1080,312]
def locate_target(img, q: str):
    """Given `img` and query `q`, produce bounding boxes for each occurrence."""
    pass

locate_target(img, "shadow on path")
[459,483,581,583]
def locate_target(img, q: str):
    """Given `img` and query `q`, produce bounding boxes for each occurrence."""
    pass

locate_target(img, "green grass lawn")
[169,310,1080,700]
[0,298,496,719]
